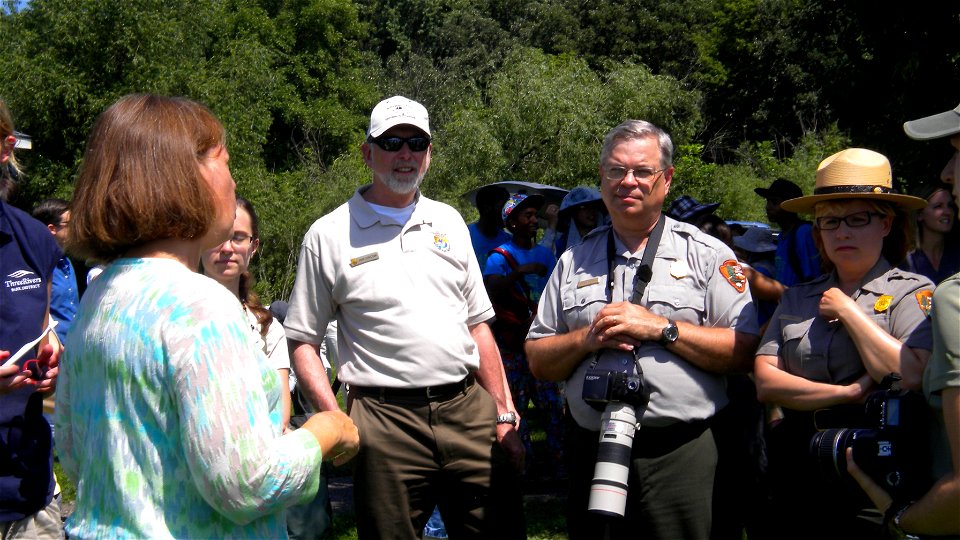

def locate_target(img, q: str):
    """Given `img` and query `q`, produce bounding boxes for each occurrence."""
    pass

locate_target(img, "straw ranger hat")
[780,148,927,214]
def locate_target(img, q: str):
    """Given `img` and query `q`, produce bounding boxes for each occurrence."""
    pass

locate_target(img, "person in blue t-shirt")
[32,199,79,344]
[755,178,822,287]
[468,184,511,269]
[484,193,564,480]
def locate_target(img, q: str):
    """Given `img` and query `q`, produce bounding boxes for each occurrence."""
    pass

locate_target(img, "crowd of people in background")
[0,90,958,540]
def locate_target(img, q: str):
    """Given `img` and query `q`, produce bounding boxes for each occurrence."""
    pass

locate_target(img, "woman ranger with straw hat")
[753,148,935,539]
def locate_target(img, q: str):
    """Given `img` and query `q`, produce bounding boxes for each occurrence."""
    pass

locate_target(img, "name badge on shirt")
[577,277,600,289]
[350,252,379,267]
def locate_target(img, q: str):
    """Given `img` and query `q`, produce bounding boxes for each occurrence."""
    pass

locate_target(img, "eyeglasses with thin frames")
[229,234,254,248]
[603,166,665,183]
[815,211,886,231]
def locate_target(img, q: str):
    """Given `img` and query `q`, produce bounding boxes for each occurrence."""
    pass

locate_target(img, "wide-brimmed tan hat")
[780,148,927,214]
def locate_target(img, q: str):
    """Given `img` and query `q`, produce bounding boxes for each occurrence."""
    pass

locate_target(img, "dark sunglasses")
[369,135,431,152]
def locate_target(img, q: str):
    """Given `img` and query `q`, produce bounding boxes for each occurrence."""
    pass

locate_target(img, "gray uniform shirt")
[528,218,759,429]
[924,271,959,479]
[284,187,494,388]
[757,259,933,384]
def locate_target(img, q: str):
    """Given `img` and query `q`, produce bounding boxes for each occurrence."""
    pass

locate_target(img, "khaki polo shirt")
[285,187,494,388]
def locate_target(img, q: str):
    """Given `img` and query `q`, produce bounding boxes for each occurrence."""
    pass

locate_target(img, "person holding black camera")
[754,148,934,539]
[843,105,960,539]
[526,119,760,540]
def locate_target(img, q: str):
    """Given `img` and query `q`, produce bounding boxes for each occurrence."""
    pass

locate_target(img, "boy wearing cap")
[845,105,960,538]
[484,193,564,479]
[754,178,822,287]
[285,96,524,539]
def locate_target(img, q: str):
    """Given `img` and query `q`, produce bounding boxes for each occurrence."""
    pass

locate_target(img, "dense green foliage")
[2,0,957,300]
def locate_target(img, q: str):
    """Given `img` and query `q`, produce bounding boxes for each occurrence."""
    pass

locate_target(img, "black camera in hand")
[809,373,930,500]
[582,368,644,411]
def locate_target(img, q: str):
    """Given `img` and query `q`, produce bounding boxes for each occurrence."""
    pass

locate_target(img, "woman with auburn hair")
[56,94,358,539]
[753,148,934,539]
[201,196,293,431]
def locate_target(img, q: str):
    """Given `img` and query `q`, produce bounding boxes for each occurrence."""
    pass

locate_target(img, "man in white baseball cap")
[285,95,525,538]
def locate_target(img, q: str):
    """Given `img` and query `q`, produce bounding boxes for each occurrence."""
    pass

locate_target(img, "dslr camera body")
[583,368,645,411]
[810,373,930,500]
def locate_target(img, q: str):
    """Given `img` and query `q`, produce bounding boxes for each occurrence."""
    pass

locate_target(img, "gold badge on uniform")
[718,259,747,293]
[670,260,689,279]
[915,290,933,317]
[873,295,893,313]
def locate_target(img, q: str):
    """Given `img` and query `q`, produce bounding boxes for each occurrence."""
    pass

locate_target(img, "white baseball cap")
[367,96,431,138]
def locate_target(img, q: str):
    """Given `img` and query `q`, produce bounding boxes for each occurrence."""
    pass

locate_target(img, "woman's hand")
[302,410,360,467]
[819,287,858,321]
[846,447,892,513]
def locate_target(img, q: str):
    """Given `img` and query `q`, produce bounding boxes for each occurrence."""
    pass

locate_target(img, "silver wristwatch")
[660,319,679,345]
[496,411,518,426]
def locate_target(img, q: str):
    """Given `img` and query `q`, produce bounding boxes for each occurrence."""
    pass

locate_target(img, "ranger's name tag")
[350,252,379,267]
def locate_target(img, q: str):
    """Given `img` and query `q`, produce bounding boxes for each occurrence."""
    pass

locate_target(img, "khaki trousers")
[351,383,524,539]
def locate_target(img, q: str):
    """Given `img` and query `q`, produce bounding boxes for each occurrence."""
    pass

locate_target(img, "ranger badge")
[874,295,893,313]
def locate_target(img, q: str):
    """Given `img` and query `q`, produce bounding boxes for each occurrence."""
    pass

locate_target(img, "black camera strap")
[588,213,667,372]
[605,213,666,305]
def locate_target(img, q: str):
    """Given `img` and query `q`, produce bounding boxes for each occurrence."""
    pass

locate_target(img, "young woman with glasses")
[201,196,293,431]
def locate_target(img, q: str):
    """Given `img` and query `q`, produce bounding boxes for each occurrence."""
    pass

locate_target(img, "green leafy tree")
[0,0,376,303]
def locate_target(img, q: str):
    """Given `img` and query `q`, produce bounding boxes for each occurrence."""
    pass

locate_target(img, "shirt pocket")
[561,279,608,328]
[781,317,830,382]
[645,284,705,324]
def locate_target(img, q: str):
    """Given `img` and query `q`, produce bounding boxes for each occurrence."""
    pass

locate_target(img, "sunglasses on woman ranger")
[369,135,431,153]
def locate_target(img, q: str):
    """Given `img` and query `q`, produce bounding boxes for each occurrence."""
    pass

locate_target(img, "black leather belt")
[353,374,475,403]
[631,417,712,458]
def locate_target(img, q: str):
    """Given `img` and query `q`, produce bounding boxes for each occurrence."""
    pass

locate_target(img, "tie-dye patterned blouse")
[56,258,322,538]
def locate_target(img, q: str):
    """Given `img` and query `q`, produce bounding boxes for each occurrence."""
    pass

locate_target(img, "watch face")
[662,323,679,343]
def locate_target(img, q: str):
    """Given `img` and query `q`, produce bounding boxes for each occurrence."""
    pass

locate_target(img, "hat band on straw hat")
[814,185,893,196]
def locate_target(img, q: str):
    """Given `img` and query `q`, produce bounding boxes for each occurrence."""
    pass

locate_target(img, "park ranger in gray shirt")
[526,119,759,540]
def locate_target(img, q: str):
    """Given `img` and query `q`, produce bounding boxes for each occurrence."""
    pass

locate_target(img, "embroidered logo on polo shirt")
[433,233,450,252]
[718,260,746,293]
[915,290,933,317]
[5,270,43,293]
